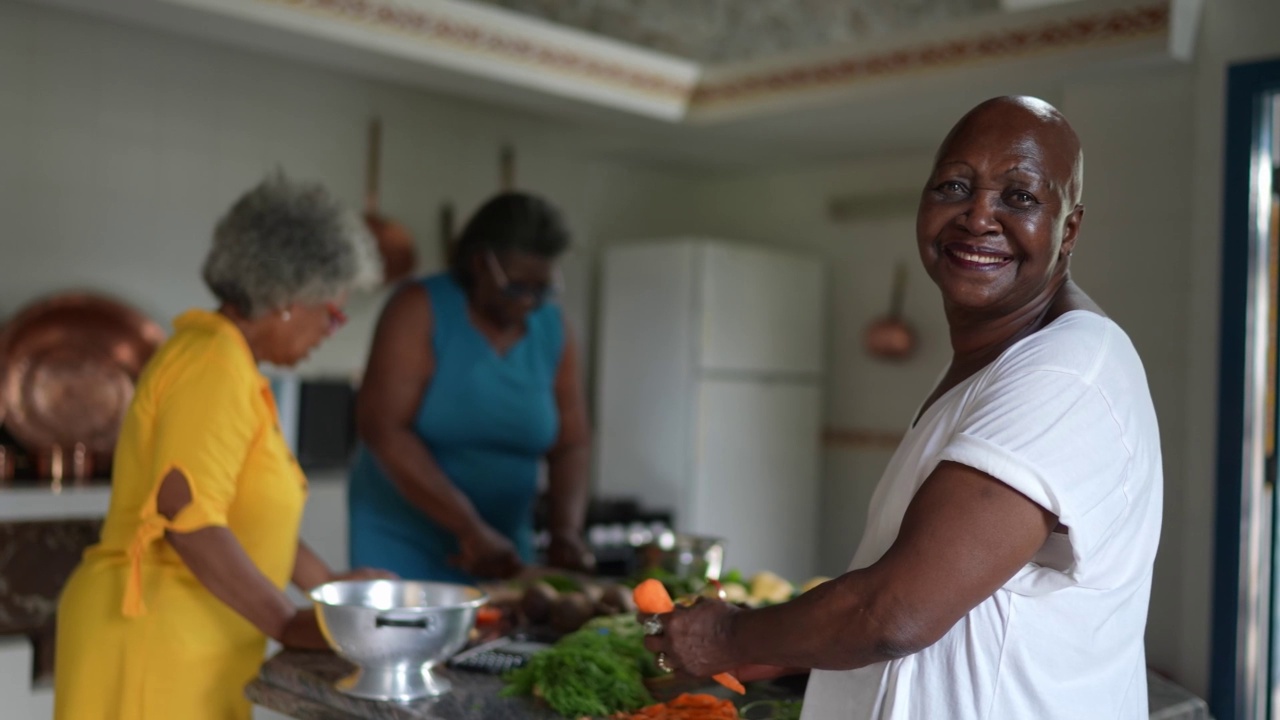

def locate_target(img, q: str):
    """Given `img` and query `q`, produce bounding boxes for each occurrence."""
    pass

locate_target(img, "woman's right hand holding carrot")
[633,579,746,693]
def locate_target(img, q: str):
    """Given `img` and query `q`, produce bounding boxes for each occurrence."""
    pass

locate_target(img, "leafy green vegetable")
[500,622,658,717]
[539,574,581,593]
[721,568,745,586]
[628,566,705,599]
[582,613,645,639]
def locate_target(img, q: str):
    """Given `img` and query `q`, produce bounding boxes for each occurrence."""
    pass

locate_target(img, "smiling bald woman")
[639,97,1163,720]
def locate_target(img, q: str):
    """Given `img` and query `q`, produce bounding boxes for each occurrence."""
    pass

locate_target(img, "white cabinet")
[595,239,825,578]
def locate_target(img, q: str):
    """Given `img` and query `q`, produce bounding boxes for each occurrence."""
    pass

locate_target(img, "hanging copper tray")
[0,293,165,457]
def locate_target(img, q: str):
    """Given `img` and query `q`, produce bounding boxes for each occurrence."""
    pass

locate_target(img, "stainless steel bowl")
[310,580,487,701]
[637,532,725,581]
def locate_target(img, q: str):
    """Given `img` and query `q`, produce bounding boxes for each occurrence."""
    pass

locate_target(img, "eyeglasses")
[486,251,560,305]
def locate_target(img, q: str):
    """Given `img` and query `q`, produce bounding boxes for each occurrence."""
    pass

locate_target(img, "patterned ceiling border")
[259,0,695,101]
[695,3,1170,106]
[249,0,1170,118]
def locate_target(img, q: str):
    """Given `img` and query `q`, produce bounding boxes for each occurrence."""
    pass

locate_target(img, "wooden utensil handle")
[365,117,382,212]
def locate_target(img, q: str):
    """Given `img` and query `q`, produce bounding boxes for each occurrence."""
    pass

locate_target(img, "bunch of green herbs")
[500,617,659,717]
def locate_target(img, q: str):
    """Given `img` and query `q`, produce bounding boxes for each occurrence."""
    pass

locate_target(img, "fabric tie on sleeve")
[123,513,171,618]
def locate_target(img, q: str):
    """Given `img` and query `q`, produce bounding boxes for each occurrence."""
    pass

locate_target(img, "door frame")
[1213,56,1280,720]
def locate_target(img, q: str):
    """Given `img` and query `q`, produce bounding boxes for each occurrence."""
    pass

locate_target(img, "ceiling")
[20,0,1199,168]
[466,0,1005,65]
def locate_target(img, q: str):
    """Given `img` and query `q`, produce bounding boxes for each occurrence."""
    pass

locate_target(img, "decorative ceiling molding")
[41,0,1196,124]
[465,0,1004,66]
[164,0,700,119]
[691,1,1169,116]
[259,0,697,100]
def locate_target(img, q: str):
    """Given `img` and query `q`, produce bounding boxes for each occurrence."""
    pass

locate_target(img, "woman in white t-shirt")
[642,95,1162,720]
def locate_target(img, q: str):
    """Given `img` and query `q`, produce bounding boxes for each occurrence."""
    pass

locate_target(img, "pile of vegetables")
[499,614,660,718]
[519,574,636,634]
[697,569,831,608]
[501,570,821,718]
[611,693,739,719]
[610,694,804,720]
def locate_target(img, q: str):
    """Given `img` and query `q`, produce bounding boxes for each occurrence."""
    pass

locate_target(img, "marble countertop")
[249,649,1212,720]
[248,650,562,720]
[247,650,800,720]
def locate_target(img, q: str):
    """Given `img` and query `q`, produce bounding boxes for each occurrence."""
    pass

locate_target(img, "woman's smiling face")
[916,99,1085,319]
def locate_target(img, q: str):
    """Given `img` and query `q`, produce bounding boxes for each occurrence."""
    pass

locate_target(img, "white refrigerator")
[594,239,826,579]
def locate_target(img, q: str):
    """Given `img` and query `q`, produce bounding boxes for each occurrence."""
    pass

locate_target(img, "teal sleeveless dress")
[347,273,563,583]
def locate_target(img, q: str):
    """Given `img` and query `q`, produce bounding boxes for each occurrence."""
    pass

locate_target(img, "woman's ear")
[1061,203,1085,257]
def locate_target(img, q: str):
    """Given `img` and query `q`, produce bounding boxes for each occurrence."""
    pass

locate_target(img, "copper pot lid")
[0,293,165,455]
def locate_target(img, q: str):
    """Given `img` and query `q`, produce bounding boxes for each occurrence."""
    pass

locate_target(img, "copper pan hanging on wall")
[0,292,165,479]
[864,262,917,361]
[363,117,417,284]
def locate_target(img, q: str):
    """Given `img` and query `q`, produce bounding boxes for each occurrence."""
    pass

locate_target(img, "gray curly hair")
[202,172,381,317]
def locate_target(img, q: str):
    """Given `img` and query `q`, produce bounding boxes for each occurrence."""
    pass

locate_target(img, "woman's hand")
[546,533,596,574]
[453,523,522,579]
[642,598,742,678]
[279,608,330,651]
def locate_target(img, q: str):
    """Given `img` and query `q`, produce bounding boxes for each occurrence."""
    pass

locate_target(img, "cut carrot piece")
[633,578,676,613]
[712,672,746,695]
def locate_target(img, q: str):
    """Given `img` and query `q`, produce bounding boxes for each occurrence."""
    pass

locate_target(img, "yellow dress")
[54,309,308,720]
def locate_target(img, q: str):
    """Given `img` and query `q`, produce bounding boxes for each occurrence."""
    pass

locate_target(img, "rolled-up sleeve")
[935,368,1132,591]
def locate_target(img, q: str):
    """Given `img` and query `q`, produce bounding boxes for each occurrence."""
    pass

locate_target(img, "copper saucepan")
[0,292,165,479]
[363,117,416,284]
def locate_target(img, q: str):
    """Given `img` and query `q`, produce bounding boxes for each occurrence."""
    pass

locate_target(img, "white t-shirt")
[802,310,1163,720]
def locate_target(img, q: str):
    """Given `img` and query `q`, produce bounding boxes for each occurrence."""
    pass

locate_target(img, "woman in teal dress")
[348,192,594,582]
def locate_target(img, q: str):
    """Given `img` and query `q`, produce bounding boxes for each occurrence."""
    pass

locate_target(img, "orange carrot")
[712,672,746,695]
[632,580,746,695]
[613,693,740,719]
[633,578,675,613]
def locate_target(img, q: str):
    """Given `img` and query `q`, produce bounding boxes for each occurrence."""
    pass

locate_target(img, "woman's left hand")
[330,567,399,582]
[546,533,596,574]
[642,597,741,678]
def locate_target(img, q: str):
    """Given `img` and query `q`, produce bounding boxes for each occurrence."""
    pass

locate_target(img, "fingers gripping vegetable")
[633,579,746,695]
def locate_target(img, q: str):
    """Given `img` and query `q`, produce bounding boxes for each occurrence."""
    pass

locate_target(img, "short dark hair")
[451,192,570,286]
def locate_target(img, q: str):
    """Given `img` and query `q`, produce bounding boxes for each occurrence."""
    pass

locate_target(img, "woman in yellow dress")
[54,173,395,720]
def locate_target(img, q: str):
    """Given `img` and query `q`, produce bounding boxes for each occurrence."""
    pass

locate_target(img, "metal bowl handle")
[375,612,436,631]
